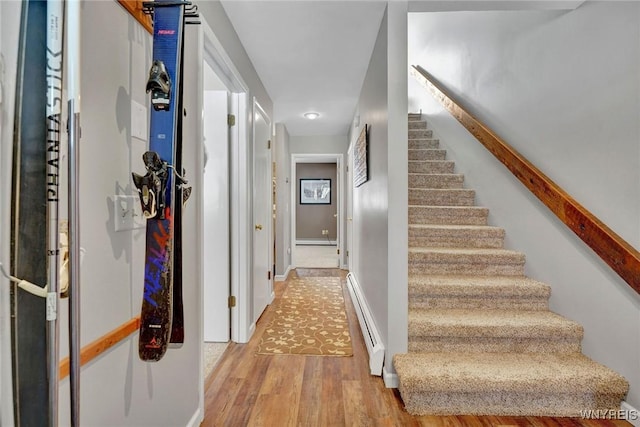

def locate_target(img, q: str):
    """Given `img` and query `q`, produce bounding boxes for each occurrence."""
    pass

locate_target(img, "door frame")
[290,153,345,269]
[197,16,252,422]
[201,16,252,344]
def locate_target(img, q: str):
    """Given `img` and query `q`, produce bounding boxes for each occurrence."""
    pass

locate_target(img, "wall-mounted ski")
[11,1,49,424]
[133,0,196,362]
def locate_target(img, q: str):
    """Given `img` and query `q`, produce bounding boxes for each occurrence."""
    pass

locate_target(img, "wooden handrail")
[59,316,140,379]
[411,64,640,295]
[117,0,153,34]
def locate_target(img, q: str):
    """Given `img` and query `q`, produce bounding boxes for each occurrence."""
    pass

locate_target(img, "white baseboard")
[346,272,384,376]
[296,239,336,246]
[275,265,293,282]
[186,408,203,427]
[621,401,640,426]
[383,365,398,388]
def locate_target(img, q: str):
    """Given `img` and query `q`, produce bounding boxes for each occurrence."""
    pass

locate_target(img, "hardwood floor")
[202,270,631,427]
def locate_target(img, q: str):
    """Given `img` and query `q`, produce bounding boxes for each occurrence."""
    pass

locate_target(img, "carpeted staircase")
[393,113,629,416]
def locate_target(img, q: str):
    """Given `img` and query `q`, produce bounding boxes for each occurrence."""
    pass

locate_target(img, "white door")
[346,149,353,271]
[203,90,230,341]
[252,100,272,322]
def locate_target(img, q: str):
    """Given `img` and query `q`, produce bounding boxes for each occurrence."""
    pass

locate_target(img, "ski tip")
[138,347,168,362]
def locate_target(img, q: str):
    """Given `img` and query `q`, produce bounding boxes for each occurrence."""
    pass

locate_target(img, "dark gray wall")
[296,163,337,240]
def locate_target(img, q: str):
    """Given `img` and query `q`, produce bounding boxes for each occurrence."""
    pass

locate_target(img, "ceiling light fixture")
[304,112,319,120]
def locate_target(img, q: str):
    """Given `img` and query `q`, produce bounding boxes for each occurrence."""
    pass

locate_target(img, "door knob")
[255,224,263,230]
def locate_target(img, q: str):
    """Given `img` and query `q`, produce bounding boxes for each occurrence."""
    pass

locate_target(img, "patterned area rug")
[257,276,353,356]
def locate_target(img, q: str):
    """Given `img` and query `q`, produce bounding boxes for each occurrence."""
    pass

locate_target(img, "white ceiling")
[220,1,387,137]
[219,1,584,137]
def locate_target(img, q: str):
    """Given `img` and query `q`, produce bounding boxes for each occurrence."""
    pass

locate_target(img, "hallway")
[201,269,631,427]
[295,245,340,269]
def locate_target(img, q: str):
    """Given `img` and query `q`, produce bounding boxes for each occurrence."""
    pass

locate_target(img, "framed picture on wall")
[353,124,368,187]
[300,179,331,204]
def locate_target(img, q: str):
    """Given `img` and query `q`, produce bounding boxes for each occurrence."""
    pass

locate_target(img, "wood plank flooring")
[202,269,631,427]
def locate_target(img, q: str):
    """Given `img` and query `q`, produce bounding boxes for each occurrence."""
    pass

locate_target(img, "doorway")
[290,154,345,270]
[199,17,250,382]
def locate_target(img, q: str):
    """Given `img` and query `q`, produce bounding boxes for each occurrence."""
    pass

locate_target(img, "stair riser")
[408,250,525,275]
[409,139,439,150]
[409,129,433,139]
[409,149,446,161]
[408,174,464,189]
[409,161,453,174]
[408,262,524,276]
[397,390,623,417]
[409,189,475,206]
[407,337,581,354]
[408,297,548,311]
[409,236,503,249]
[409,207,488,225]
[409,120,427,129]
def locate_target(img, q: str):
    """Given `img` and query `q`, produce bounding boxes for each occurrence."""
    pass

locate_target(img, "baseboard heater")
[346,272,384,376]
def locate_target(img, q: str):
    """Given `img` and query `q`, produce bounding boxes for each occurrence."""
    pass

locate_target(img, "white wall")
[350,3,409,381]
[408,1,640,407]
[274,123,291,276]
[386,1,409,380]
[197,1,273,121]
[54,3,202,426]
[352,7,391,365]
[289,134,348,155]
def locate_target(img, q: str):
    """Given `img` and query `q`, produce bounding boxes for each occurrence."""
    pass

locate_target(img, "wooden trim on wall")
[59,317,140,379]
[117,0,153,34]
[411,64,640,295]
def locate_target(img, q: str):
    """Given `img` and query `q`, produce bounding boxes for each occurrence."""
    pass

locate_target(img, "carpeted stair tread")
[409,248,525,267]
[408,308,583,339]
[409,206,488,225]
[408,275,550,310]
[409,120,428,129]
[409,139,439,149]
[408,188,475,206]
[408,274,550,298]
[408,247,525,276]
[408,161,454,174]
[409,129,433,138]
[407,173,464,189]
[409,224,504,248]
[394,352,627,394]
[409,149,446,161]
[393,352,629,416]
